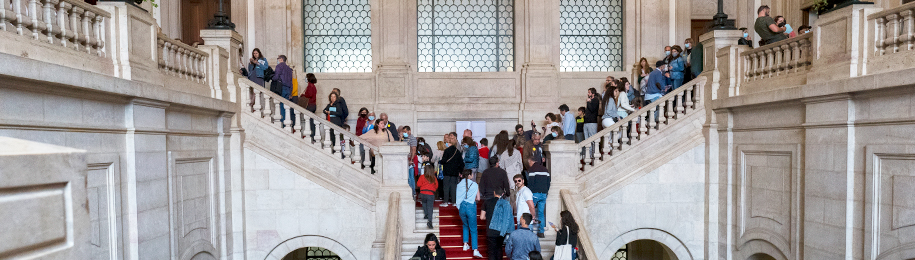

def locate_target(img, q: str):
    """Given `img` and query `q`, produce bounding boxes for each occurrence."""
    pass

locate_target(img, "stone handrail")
[559,189,597,260]
[382,192,402,260]
[238,77,380,175]
[742,33,812,83]
[870,1,915,56]
[0,0,109,56]
[158,32,208,84]
[577,76,706,171]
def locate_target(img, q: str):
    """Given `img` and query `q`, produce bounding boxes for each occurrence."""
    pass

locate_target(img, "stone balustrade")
[0,0,109,56]
[578,76,706,172]
[158,33,208,84]
[742,33,812,83]
[868,1,915,75]
[240,78,379,175]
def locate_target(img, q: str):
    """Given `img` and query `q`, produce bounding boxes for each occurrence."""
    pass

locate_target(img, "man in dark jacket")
[439,140,464,207]
[273,55,295,128]
[479,155,511,260]
[412,233,446,260]
[380,113,400,141]
[583,88,600,140]
[526,157,550,238]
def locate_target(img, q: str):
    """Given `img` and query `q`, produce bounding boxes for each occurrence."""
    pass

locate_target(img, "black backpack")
[263,66,275,81]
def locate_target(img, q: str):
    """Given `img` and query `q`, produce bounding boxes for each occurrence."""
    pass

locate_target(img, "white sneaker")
[440,203,448,207]
[463,244,470,251]
[473,249,483,258]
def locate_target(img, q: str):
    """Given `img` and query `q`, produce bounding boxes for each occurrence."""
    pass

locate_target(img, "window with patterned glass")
[417,0,514,72]
[303,0,372,73]
[560,0,623,71]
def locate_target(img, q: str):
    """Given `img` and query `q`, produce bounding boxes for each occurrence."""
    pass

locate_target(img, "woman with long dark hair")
[412,233,446,260]
[601,81,620,128]
[355,108,370,136]
[550,210,580,260]
[247,48,268,86]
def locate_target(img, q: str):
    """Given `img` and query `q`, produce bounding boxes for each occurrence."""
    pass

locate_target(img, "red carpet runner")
[418,200,505,260]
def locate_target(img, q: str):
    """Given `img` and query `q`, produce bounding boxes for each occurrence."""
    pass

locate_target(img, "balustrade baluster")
[674,92,685,115]
[323,127,332,153]
[93,15,104,56]
[789,41,800,73]
[876,17,886,56]
[28,0,38,39]
[637,113,647,138]
[620,124,629,146]
[0,0,7,31]
[333,132,341,155]
[645,107,654,132]
[888,14,900,53]
[263,96,274,121]
[302,115,313,142]
[361,147,369,169]
[13,0,23,35]
[272,99,283,125]
[903,10,914,51]
[663,100,672,124]
[283,102,292,132]
[252,89,263,116]
[353,140,362,166]
[41,0,52,43]
[685,87,695,108]
[68,6,79,49]
[772,46,782,75]
[297,112,306,139]
[81,10,90,53]
[56,1,67,47]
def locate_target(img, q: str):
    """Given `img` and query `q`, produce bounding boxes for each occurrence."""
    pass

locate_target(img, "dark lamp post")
[207,0,235,30]
[710,0,736,30]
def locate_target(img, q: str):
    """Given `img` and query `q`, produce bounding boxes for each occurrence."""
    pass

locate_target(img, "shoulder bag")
[554,226,574,260]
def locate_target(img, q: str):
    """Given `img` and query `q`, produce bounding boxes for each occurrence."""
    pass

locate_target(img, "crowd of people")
[742,5,813,49]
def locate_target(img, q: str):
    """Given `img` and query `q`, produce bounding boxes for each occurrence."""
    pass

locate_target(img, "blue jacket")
[247,58,269,78]
[489,198,514,236]
[644,68,669,95]
[669,55,687,80]
[505,227,541,260]
[561,111,576,136]
[463,146,479,170]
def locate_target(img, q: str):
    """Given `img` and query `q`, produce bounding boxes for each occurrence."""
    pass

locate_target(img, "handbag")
[554,226,574,260]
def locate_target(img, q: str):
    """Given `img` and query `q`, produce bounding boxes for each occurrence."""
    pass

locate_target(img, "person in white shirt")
[513,174,536,230]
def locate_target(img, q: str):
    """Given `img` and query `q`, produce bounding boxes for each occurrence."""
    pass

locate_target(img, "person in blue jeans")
[525,157,551,238]
[456,169,484,258]
[272,55,294,128]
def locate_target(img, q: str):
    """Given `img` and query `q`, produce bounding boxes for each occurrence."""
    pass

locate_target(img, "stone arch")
[190,251,217,260]
[179,241,218,260]
[599,228,694,260]
[264,235,357,260]
[735,239,788,260]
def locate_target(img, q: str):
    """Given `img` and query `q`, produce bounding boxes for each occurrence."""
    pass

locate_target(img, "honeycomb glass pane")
[303,0,372,73]
[417,0,514,72]
[559,0,623,71]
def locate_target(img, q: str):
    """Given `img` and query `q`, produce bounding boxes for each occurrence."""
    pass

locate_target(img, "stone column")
[807,4,881,84]
[697,28,741,260]
[374,0,414,126]
[97,2,160,85]
[519,0,560,123]
[543,140,582,239]
[200,29,246,103]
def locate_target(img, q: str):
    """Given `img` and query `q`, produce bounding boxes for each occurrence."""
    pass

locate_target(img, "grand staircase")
[238,75,709,260]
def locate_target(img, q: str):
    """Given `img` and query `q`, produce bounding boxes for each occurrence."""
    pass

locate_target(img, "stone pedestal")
[98,1,160,85]
[375,142,414,255]
[200,29,245,103]
[543,140,582,238]
[697,28,741,260]
[807,4,881,84]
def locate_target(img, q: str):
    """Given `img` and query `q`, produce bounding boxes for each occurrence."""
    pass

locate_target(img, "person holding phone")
[549,211,579,260]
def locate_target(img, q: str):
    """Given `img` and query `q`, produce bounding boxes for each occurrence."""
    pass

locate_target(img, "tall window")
[417,0,514,72]
[303,0,372,72]
[560,0,623,71]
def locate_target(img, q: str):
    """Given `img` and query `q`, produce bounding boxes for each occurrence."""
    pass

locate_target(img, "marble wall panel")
[864,145,915,260]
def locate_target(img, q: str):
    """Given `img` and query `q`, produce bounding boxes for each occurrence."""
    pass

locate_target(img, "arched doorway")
[625,239,678,260]
[747,253,777,260]
[282,247,341,260]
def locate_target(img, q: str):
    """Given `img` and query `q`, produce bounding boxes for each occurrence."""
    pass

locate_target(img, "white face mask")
[665,51,671,56]
[684,43,690,49]
[744,33,749,38]
[804,30,810,34]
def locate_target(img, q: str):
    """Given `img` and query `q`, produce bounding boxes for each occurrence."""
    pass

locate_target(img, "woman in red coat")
[416,164,439,229]
[355,107,369,136]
